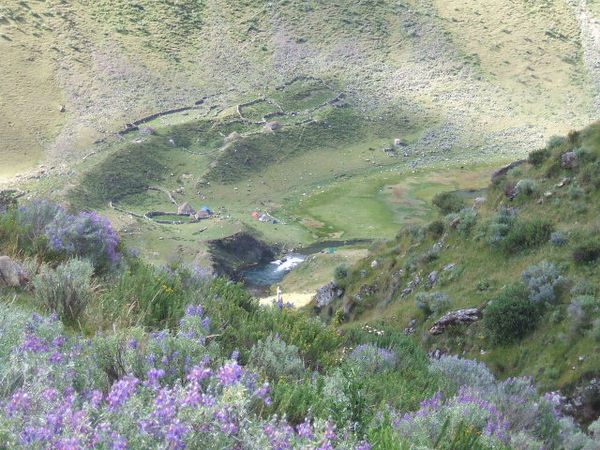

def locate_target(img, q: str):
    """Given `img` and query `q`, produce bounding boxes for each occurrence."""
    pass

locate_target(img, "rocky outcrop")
[559,377,600,426]
[429,308,482,335]
[206,232,277,280]
[0,256,28,288]
[314,281,344,308]
[491,160,526,184]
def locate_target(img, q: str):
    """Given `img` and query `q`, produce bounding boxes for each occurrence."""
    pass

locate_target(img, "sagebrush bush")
[515,179,538,197]
[501,219,553,253]
[567,295,599,334]
[528,148,550,166]
[432,191,465,215]
[429,355,496,395]
[483,284,540,345]
[33,259,95,325]
[573,240,600,264]
[571,279,598,297]
[347,344,397,374]
[549,231,567,246]
[334,264,349,288]
[426,220,445,238]
[416,291,452,317]
[486,206,517,246]
[446,208,477,235]
[590,319,600,342]
[522,261,565,304]
[249,334,305,380]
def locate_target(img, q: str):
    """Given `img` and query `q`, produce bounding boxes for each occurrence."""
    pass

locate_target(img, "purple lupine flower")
[90,390,103,409]
[254,382,272,406]
[324,420,337,441]
[111,433,128,450]
[213,408,239,435]
[187,365,212,383]
[185,304,204,317]
[166,420,189,449]
[357,442,373,450]
[21,334,49,353]
[48,351,63,364]
[107,375,139,411]
[145,368,166,391]
[6,390,31,416]
[217,362,243,386]
[296,419,314,440]
[55,437,81,450]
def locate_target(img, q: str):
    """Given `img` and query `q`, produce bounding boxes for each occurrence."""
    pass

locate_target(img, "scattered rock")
[0,256,28,288]
[404,319,417,335]
[370,260,379,269]
[556,177,571,188]
[427,270,438,287]
[473,197,486,209]
[59,105,65,113]
[561,151,578,169]
[429,308,482,335]
[559,378,600,426]
[314,281,344,308]
[443,263,456,272]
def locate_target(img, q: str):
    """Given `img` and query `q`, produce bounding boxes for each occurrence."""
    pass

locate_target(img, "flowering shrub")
[522,260,565,304]
[33,259,95,325]
[6,200,121,271]
[0,308,370,449]
[46,210,121,272]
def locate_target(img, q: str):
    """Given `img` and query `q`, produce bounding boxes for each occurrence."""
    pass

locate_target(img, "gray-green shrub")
[416,291,452,317]
[249,334,305,380]
[522,261,565,304]
[33,259,95,325]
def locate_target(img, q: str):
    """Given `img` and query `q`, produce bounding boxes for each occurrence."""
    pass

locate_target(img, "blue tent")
[200,206,213,216]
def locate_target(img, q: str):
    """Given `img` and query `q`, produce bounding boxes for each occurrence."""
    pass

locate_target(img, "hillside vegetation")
[1,186,600,448]
[331,122,600,421]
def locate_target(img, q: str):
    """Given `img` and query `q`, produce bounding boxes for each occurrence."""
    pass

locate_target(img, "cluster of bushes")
[483,261,565,345]
[0,200,121,273]
[486,207,553,253]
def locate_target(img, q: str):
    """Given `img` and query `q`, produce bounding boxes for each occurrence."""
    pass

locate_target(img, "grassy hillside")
[1,0,599,181]
[333,122,600,399]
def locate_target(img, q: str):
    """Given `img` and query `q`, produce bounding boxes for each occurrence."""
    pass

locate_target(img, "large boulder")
[429,308,482,335]
[314,281,344,308]
[0,256,28,288]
